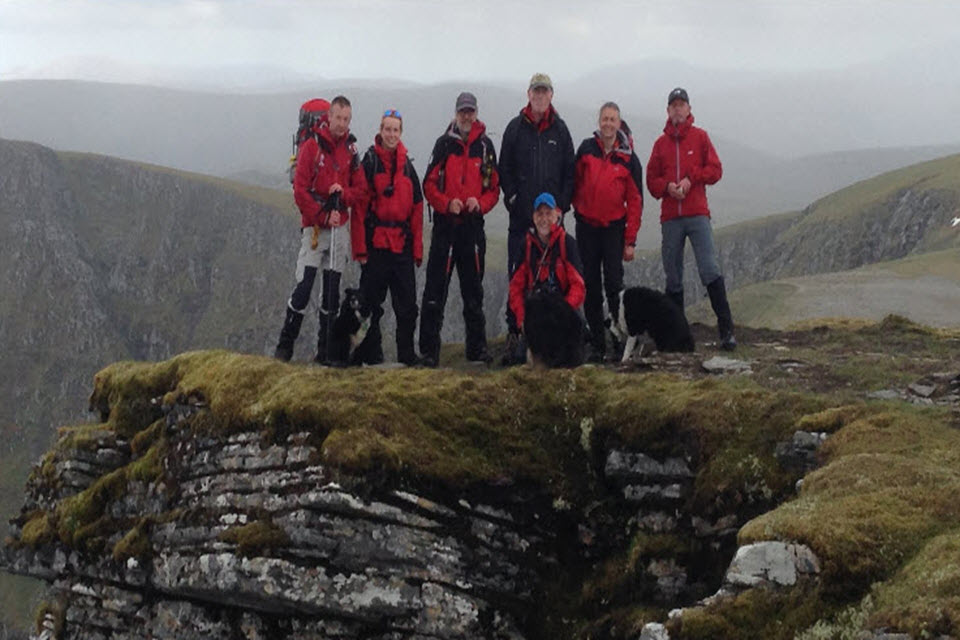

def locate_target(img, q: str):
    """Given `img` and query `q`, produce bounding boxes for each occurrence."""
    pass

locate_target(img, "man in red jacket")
[646,88,736,350]
[419,91,500,367]
[508,192,585,352]
[274,95,368,363]
[573,101,643,361]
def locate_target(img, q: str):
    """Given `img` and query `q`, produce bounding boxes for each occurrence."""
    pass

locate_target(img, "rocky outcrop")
[1,355,835,639]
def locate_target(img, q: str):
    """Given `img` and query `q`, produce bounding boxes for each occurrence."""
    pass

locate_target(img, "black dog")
[609,286,694,361]
[523,289,585,368]
[327,288,372,366]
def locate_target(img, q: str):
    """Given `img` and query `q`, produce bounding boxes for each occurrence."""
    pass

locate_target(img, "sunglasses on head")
[383,109,402,119]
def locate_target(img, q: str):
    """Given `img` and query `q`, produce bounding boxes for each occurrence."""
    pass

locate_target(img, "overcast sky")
[1,0,958,88]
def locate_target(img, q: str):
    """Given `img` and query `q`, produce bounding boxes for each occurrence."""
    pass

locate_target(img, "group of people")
[273,74,737,367]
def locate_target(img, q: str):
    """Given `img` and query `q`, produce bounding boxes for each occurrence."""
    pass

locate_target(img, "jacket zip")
[675,134,682,217]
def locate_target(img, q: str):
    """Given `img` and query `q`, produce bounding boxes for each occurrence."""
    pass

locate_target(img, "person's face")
[379,116,402,150]
[599,107,621,141]
[527,86,553,114]
[533,204,559,238]
[667,99,690,125]
[455,108,477,133]
[329,104,352,138]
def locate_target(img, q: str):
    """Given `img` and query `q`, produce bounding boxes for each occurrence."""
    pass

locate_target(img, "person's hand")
[678,177,692,196]
[328,211,342,226]
[357,255,367,265]
[328,183,343,195]
[415,258,422,268]
[623,245,635,262]
[449,198,464,214]
[666,182,682,200]
[465,197,481,212]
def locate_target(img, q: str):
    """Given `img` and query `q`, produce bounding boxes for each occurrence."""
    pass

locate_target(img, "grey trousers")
[661,215,721,294]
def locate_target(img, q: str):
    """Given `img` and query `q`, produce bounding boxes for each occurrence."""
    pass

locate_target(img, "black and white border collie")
[609,286,694,361]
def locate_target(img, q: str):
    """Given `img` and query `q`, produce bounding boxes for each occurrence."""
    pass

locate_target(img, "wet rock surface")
[3,397,779,640]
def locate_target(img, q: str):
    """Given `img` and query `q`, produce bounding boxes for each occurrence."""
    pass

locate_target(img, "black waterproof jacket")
[498,104,576,232]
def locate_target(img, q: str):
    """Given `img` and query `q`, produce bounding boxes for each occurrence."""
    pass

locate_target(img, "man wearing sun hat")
[419,91,501,367]
[647,87,736,350]
[499,73,576,364]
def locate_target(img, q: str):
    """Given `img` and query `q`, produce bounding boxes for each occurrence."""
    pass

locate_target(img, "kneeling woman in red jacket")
[352,110,423,365]
[507,192,586,364]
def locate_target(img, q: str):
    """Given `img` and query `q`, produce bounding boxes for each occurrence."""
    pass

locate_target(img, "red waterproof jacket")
[646,115,722,223]
[292,123,368,229]
[572,129,644,247]
[423,120,500,216]
[354,138,424,262]
[508,225,585,328]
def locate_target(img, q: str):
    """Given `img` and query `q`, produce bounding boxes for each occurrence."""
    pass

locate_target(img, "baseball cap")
[533,192,557,210]
[668,87,689,105]
[529,73,553,91]
[455,91,478,112]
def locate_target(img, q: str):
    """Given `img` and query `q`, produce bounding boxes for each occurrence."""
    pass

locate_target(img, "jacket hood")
[521,103,557,131]
[528,220,565,249]
[663,114,695,139]
[445,119,487,145]
[592,128,633,157]
[317,123,357,148]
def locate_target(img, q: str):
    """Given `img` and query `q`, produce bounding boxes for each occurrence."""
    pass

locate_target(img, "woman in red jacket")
[572,101,643,361]
[353,110,424,365]
[508,192,585,364]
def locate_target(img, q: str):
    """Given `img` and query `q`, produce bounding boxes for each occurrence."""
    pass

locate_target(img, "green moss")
[34,598,66,637]
[795,405,869,434]
[130,419,164,456]
[54,467,128,547]
[218,520,289,558]
[89,358,179,437]
[740,405,960,593]
[127,437,167,484]
[669,583,826,640]
[868,531,960,636]
[54,424,113,454]
[112,520,151,563]
[18,511,55,549]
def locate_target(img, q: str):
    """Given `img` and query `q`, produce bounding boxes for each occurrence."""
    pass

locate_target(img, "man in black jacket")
[498,73,576,364]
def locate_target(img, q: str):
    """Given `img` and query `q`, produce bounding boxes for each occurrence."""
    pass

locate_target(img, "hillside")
[627,152,960,306]
[0,138,517,446]
[1,318,958,639]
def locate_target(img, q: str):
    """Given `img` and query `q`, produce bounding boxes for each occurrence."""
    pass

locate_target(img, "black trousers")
[575,218,625,349]
[420,218,487,360]
[359,248,418,364]
[505,227,527,335]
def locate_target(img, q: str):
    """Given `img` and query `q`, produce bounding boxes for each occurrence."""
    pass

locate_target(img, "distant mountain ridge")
[6,79,960,250]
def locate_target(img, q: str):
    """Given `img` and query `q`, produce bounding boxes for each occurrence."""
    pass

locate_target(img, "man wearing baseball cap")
[647,87,736,350]
[419,91,501,366]
[499,73,576,364]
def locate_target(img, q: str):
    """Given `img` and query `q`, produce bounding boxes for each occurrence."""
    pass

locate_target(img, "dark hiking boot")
[467,348,493,365]
[501,331,523,366]
[418,353,439,368]
[274,308,304,361]
[707,277,737,351]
